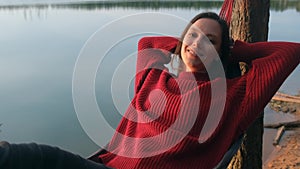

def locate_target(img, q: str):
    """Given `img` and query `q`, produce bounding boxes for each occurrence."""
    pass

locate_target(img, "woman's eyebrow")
[188,27,199,32]
[189,25,208,32]
[188,28,218,39]
[206,34,217,39]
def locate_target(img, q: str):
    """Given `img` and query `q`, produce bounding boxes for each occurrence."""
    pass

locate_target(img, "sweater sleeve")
[135,36,178,93]
[232,40,300,131]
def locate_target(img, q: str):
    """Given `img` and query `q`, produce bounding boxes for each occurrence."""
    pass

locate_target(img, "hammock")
[219,0,235,26]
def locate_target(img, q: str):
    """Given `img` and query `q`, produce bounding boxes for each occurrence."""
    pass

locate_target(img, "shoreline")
[263,92,300,168]
[263,128,300,168]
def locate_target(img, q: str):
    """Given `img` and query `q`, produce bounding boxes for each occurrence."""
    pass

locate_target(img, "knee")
[0,141,11,154]
[0,141,10,147]
[0,141,10,153]
[0,141,11,167]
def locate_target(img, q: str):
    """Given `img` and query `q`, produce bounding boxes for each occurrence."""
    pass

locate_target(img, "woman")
[98,12,300,168]
[1,12,299,169]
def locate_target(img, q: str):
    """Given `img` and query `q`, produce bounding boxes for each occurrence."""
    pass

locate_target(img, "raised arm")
[231,40,300,131]
[231,40,300,64]
[135,36,178,93]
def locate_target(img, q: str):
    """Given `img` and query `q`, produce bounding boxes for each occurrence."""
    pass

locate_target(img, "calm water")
[0,1,299,161]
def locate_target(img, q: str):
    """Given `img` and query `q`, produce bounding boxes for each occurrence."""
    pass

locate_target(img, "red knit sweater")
[99,37,300,169]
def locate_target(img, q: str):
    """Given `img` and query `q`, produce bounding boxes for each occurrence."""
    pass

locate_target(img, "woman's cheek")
[183,37,193,46]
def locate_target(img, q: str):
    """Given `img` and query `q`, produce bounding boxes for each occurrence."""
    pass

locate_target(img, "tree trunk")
[230,0,270,42]
[227,0,270,169]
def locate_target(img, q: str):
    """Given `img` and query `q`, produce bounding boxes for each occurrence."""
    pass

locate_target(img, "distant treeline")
[55,1,223,10]
[0,0,299,12]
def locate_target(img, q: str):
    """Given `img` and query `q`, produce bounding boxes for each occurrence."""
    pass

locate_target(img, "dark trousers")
[0,141,112,169]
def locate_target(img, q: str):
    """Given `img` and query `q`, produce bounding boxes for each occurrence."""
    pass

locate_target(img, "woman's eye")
[189,32,197,38]
[209,39,215,44]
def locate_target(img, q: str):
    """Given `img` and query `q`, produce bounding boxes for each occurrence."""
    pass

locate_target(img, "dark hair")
[172,12,232,75]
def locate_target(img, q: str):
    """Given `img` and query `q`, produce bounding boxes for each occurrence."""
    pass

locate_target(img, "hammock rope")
[219,0,235,26]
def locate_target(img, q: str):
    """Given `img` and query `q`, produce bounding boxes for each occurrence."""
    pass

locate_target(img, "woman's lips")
[187,48,206,60]
[187,48,197,58]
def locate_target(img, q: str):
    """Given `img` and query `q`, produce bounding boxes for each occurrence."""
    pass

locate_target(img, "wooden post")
[227,0,270,169]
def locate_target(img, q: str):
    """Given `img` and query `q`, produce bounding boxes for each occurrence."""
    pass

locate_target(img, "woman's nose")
[192,37,202,48]
[192,35,209,49]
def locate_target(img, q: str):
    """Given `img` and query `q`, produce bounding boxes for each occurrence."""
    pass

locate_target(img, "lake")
[0,0,299,163]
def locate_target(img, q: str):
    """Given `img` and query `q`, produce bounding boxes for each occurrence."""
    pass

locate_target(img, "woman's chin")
[187,65,206,72]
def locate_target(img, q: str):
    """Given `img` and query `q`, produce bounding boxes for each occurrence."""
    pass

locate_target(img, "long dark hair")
[172,12,234,76]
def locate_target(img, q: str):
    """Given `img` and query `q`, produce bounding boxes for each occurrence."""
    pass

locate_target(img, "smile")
[187,48,207,60]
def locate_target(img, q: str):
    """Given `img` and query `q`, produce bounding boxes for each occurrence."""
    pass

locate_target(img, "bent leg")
[0,141,112,169]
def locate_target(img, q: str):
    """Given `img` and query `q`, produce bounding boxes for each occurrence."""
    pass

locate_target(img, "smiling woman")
[173,12,232,77]
[181,18,222,72]
[0,6,299,169]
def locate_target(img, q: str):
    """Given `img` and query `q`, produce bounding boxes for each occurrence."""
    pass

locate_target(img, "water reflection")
[1,0,299,22]
[271,0,300,11]
[0,0,299,11]
[264,106,296,125]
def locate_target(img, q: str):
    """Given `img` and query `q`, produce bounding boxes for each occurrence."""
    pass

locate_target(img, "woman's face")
[181,18,222,72]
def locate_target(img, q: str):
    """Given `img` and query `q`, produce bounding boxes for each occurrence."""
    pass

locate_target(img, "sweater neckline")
[178,71,210,81]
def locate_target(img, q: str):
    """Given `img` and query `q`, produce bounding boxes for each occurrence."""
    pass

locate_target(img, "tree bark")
[227,0,270,169]
[230,0,270,42]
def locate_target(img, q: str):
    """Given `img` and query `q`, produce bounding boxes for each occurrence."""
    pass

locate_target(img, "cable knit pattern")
[99,37,300,169]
